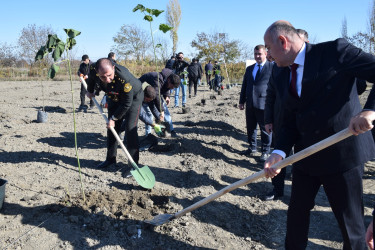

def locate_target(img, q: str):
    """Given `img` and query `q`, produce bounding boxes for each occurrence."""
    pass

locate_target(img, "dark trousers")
[245,106,271,153]
[285,165,366,250]
[106,97,142,165]
[188,78,198,96]
[206,73,211,85]
[80,83,93,106]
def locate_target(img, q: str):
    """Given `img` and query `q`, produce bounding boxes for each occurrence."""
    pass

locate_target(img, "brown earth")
[0,80,374,249]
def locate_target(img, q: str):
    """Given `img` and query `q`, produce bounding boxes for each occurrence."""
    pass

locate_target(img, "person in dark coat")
[205,60,213,86]
[139,68,181,137]
[187,58,200,97]
[165,55,175,70]
[77,54,94,110]
[263,28,309,201]
[172,52,189,107]
[263,20,375,250]
[239,45,273,162]
[86,58,143,169]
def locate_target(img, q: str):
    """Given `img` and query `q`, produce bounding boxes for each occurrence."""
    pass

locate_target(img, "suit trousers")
[106,98,142,165]
[285,165,365,250]
[188,78,198,96]
[245,106,271,153]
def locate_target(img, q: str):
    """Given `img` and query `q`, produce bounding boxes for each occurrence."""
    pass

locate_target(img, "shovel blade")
[144,214,174,226]
[130,165,155,189]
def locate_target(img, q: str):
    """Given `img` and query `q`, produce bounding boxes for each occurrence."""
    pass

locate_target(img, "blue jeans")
[174,79,186,107]
[143,104,153,135]
[144,101,174,133]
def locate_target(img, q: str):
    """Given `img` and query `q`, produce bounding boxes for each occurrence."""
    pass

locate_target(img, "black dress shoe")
[97,159,116,169]
[264,191,283,201]
[240,148,257,156]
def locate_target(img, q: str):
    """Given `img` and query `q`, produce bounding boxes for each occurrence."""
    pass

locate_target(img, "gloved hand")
[153,124,165,136]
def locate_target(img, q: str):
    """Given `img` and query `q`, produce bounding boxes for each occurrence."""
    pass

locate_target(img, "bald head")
[266,20,298,43]
[264,20,304,67]
[95,58,115,83]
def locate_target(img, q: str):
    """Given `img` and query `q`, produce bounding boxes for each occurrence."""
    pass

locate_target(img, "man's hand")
[265,123,273,134]
[159,111,165,121]
[349,110,375,136]
[107,119,115,129]
[84,75,88,79]
[165,97,170,105]
[239,104,244,110]
[264,153,283,178]
[86,92,95,99]
[153,124,165,136]
[366,220,374,250]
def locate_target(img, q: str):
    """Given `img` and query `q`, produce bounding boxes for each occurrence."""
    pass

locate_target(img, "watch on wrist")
[111,115,118,121]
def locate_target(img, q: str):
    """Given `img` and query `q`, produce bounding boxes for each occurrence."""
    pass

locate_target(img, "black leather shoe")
[240,149,256,156]
[97,159,116,169]
[264,191,283,201]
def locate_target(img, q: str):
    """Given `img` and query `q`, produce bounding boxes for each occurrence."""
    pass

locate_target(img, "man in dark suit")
[263,20,375,249]
[239,45,273,161]
[263,29,309,201]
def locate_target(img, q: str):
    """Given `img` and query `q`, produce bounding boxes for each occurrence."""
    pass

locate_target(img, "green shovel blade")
[130,165,155,189]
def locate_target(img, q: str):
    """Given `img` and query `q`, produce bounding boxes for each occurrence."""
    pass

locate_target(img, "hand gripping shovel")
[80,77,155,189]
[145,128,352,225]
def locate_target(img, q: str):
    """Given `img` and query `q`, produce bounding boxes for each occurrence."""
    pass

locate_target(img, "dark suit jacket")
[273,39,375,176]
[240,61,273,109]
[265,66,287,137]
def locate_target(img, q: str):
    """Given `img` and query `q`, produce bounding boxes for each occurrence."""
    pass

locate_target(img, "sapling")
[133,4,172,111]
[35,29,86,201]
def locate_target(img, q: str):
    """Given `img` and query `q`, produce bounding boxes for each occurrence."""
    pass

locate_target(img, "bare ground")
[0,80,374,249]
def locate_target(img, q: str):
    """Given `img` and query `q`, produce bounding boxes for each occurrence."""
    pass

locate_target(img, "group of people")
[77,19,375,249]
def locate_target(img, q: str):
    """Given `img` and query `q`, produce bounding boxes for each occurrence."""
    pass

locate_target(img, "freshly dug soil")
[0,80,374,249]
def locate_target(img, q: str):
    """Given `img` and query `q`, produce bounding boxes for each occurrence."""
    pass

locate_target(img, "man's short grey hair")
[268,22,298,43]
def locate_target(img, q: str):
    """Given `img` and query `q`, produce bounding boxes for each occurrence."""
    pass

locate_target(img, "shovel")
[80,76,155,189]
[145,128,352,225]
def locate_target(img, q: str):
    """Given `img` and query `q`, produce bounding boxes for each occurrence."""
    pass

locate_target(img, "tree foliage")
[0,42,18,67]
[191,32,249,63]
[346,0,375,54]
[166,0,181,55]
[18,24,54,65]
[113,24,152,61]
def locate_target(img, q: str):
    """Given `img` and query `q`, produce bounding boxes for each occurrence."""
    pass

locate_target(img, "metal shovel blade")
[130,165,155,189]
[145,214,174,226]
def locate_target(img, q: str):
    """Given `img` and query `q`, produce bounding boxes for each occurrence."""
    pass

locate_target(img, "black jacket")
[173,59,189,79]
[273,39,375,175]
[139,68,175,112]
[87,63,143,120]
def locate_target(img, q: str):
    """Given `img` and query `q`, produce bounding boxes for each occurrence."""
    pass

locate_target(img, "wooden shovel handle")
[173,128,352,219]
[79,77,137,168]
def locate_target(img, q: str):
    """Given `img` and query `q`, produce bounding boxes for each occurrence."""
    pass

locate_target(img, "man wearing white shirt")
[239,45,273,161]
[263,20,375,249]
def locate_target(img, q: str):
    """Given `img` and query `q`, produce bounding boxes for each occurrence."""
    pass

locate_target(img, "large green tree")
[166,0,181,55]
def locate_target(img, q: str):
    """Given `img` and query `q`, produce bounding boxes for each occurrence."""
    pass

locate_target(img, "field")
[0,80,374,249]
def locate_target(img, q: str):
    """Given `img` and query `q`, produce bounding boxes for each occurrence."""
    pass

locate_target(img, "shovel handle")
[79,77,137,168]
[173,128,352,219]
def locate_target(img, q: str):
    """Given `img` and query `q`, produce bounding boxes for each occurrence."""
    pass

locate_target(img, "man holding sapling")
[86,58,143,169]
